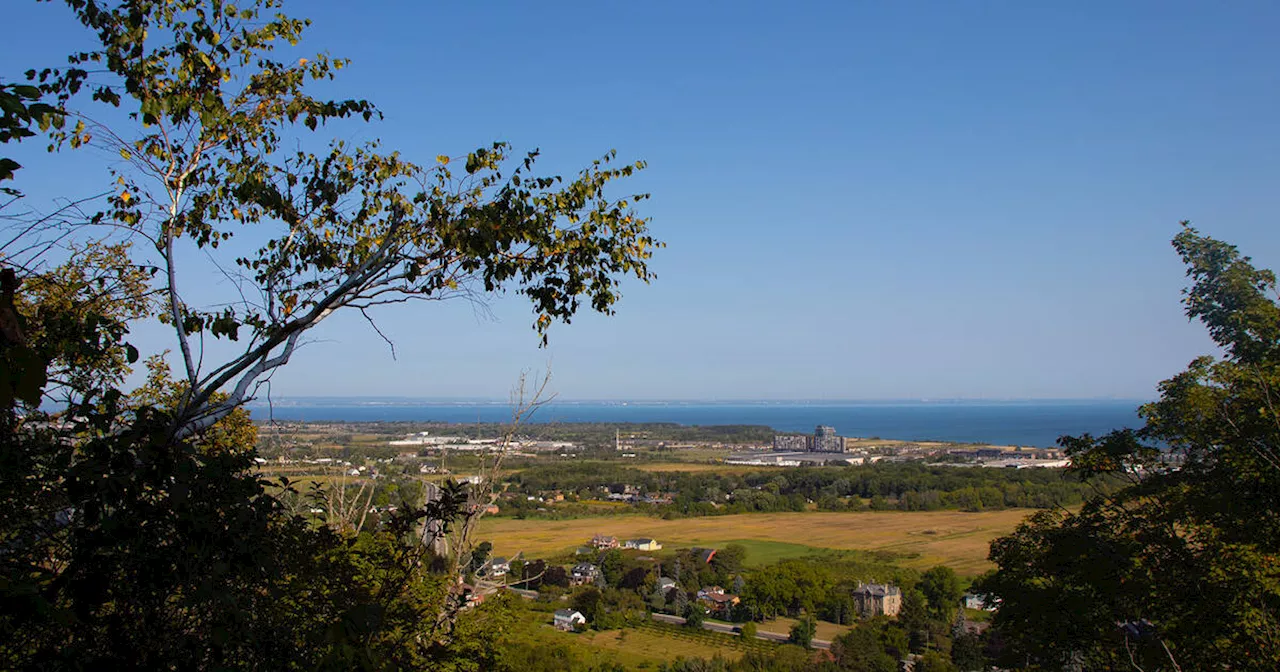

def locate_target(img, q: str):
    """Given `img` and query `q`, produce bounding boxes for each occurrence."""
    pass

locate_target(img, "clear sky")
[5,1,1280,400]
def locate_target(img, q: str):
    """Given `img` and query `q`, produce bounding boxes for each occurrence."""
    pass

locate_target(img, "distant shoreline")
[251,397,1148,406]
[246,400,1142,449]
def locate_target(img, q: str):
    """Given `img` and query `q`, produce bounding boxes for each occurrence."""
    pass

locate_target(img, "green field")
[476,509,1034,575]
[510,606,772,668]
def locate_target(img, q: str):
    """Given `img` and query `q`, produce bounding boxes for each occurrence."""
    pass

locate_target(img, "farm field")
[477,509,1036,575]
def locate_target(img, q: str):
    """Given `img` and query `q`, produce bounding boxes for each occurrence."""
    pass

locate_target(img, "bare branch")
[359,307,396,360]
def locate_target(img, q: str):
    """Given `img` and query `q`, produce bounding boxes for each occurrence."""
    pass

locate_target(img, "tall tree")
[0,0,658,668]
[979,224,1280,671]
[18,0,658,439]
[919,566,963,619]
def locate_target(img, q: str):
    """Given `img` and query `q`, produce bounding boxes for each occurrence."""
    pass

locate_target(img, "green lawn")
[510,607,768,669]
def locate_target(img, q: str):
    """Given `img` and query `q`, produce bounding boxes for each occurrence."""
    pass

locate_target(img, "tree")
[683,601,705,629]
[15,0,658,442]
[673,588,690,617]
[469,540,493,574]
[881,625,910,661]
[788,615,816,649]
[832,625,898,672]
[0,0,658,668]
[919,566,963,619]
[915,651,958,672]
[619,566,651,592]
[949,631,986,672]
[600,548,625,588]
[898,590,930,653]
[739,621,757,640]
[979,225,1280,671]
[572,586,604,625]
[0,79,65,190]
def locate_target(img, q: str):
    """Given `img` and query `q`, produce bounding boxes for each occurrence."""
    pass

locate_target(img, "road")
[473,578,539,600]
[650,613,831,650]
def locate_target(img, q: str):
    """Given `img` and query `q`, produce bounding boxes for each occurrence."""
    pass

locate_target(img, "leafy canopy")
[978,224,1280,671]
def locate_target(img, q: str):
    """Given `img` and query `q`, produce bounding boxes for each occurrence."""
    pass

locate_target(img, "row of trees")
[506,461,1110,518]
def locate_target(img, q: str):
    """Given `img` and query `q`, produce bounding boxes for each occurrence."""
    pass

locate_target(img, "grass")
[477,509,1035,575]
[512,608,757,668]
[756,616,852,642]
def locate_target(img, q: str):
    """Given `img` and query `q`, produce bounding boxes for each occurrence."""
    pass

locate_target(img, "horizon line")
[247,396,1149,404]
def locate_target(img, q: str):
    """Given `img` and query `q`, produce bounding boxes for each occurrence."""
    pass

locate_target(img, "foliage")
[979,225,1280,670]
[572,586,604,624]
[684,601,706,629]
[787,615,815,648]
[505,460,1113,520]
[949,631,986,672]
[15,0,658,441]
[0,79,65,189]
[914,651,958,672]
[0,0,657,669]
[830,623,899,672]
[919,566,963,620]
[738,554,914,623]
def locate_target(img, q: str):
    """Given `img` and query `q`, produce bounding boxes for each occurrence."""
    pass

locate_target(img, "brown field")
[477,509,1035,575]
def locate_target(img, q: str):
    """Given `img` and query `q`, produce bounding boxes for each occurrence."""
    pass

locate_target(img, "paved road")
[650,614,831,650]
[473,579,539,600]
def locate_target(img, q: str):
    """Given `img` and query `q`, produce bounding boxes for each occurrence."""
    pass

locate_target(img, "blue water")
[246,399,1146,449]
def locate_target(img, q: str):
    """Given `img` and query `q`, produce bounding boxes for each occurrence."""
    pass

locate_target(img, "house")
[656,577,677,592]
[696,548,717,564]
[455,583,485,609]
[622,538,662,551]
[553,609,587,631]
[570,562,602,587]
[852,582,902,617]
[963,592,996,611]
[487,557,510,577]
[591,534,619,550]
[697,586,740,616]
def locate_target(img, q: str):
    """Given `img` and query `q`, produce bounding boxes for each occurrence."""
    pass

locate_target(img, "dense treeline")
[504,462,1112,517]
[257,421,775,458]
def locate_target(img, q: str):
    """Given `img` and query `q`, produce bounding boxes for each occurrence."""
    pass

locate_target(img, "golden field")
[477,509,1036,575]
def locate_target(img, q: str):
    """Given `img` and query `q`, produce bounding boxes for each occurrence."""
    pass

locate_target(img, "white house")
[964,592,996,611]
[553,609,586,631]
[487,557,510,577]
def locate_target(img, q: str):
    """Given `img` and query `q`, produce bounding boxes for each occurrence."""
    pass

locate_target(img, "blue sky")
[5,1,1280,400]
